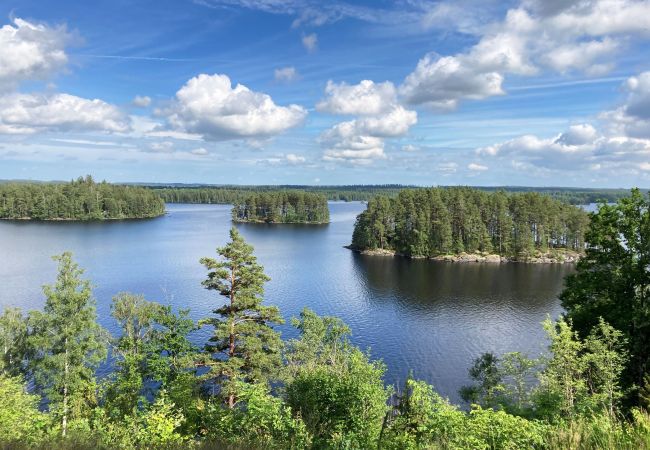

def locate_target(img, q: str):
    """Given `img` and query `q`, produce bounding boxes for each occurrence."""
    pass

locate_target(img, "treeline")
[150,184,646,205]
[0,176,165,220]
[1,192,650,448]
[351,187,589,259]
[153,184,407,203]
[231,191,329,224]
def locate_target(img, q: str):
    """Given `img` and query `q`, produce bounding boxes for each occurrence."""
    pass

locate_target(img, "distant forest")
[0,176,165,220]
[351,187,589,259]
[150,184,645,205]
[232,191,329,224]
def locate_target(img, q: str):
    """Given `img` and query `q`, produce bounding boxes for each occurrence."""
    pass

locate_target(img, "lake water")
[0,202,572,403]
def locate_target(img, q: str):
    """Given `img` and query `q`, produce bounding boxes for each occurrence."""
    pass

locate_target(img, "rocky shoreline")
[344,245,582,264]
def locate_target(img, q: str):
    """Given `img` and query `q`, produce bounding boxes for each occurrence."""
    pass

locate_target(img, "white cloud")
[400,0,650,109]
[132,95,152,107]
[320,106,417,164]
[163,73,307,141]
[285,153,306,164]
[317,80,398,115]
[0,92,131,134]
[399,54,506,109]
[274,66,298,82]
[402,144,419,152]
[468,162,489,171]
[191,147,209,155]
[602,71,650,138]
[302,33,317,52]
[0,18,71,91]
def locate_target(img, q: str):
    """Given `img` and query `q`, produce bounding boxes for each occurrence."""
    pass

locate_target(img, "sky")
[0,0,649,187]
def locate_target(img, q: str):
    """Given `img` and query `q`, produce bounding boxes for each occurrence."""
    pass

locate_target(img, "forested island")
[0,176,165,220]
[231,191,329,224]
[350,187,589,262]
[1,191,650,449]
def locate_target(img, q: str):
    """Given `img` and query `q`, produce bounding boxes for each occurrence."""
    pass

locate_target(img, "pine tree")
[27,252,107,436]
[199,227,284,407]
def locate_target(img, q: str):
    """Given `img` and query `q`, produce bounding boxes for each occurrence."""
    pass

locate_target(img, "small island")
[231,191,329,224]
[0,176,166,221]
[349,187,589,263]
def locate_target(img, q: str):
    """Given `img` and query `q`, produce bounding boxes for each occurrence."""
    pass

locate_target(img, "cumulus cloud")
[0,92,131,134]
[191,147,209,155]
[274,66,298,82]
[602,71,650,138]
[400,0,650,109]
[320,106,417,164]
[302,33,317,52]
[402,144,419,152]
[317,78,417,163]
[477,121,650,174]
[132,95,152,107]
[163,73,307,141]
[0,18,71,91]
[317,80,397,115]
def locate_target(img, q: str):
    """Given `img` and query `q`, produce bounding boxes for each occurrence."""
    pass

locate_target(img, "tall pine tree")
[200,227,283,407]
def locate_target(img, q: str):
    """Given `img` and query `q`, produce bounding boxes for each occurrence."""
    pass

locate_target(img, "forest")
[153,184,407,203]
[231,191,329,224]
[1,191,650,449]
[351,187,590,260]
[0,176,165,220]
[1,190,650,449]
[149,184,645,205]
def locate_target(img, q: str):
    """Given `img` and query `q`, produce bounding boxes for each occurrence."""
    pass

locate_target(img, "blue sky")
[0,0,649,186]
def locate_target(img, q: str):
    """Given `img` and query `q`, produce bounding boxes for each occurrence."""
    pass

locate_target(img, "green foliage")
[200,227,283,407]
[27,252,108,436]
[0,175,165,220]
[0,307,27,376]
[352,187,588,258]
[384,379,548,450]
[459,352,503,408]
[232,191,329,224]
[204,382,310,449]
[285,307,351,378]
[284,308,390,448]
[0,375,49,445]
[561,188,650,401]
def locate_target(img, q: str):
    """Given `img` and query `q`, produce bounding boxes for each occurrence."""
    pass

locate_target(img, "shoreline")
[344,245,582,264]
[0,213,166,222]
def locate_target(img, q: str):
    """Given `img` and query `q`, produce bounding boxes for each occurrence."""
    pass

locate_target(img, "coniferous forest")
[1,191,650,449]
[0,176,165,221]
[231,191,330,224]
[351,187,590,260]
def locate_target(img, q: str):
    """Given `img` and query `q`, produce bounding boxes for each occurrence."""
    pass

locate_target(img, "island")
[348,187,589,262]
[231,191,329,224]
[0,176,166,220]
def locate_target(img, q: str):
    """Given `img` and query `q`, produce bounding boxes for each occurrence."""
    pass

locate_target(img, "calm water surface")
[0,202,572,402]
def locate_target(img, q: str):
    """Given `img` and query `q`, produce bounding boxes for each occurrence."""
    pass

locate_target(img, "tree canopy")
[0,176,165,220]
[231,191,329,224]
[351,187,589,259]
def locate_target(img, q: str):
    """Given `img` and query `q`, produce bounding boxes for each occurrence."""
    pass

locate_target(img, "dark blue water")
[0,202,571,402]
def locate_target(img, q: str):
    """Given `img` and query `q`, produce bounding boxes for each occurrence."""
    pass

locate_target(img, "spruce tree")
[200,227,283,407]
[27,252,107,436]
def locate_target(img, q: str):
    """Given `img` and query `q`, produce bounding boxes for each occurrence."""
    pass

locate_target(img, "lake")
[0,202,572,403]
